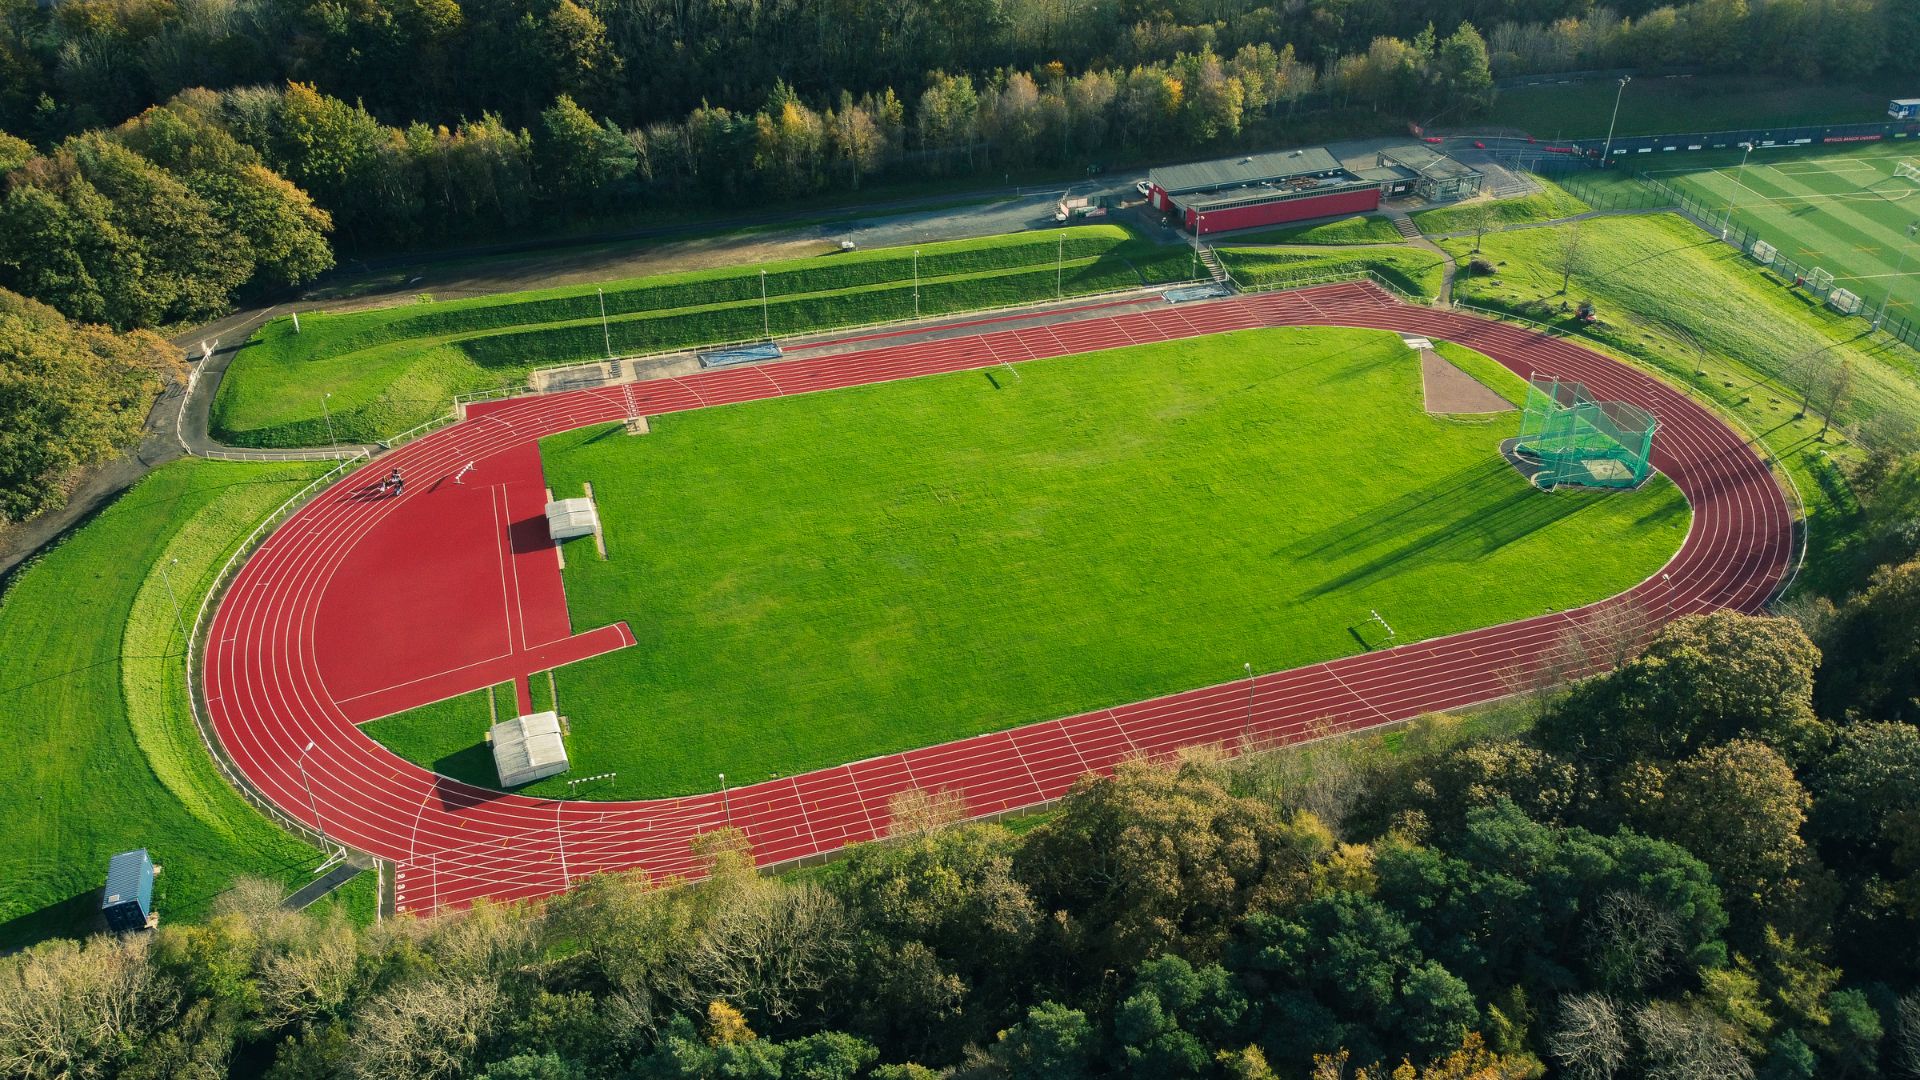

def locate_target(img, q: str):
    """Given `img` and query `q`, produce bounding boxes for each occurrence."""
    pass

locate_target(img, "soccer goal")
[1896,160,1920,184]
[1808,267,1835,294]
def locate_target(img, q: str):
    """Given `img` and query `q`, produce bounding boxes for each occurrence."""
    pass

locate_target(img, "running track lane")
[201,282,1794,914]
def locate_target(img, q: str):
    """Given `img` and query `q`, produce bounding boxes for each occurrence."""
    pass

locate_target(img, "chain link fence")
[1530,159,1920,352]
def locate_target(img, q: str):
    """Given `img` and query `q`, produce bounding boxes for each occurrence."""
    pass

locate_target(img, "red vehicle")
[1527,135,1536,143]
[1423,136,1444,144]
[1473,140,1486,149]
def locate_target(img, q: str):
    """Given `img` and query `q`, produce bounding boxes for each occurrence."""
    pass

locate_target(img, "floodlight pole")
[1875,221,1919,329]
[760,271,770,340]
[556,796,570,886]
[1243,662,1255,748]
[1722,142,1754,234]
[1661,572,1675,622]
[321,392,337,448]
[718,772,732,829]
[157,556,187,645]
[598,287,611,358]
[1600,76,1631,165]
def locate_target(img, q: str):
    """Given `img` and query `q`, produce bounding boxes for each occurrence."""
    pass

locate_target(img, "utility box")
[1889,99,1920,120]
[544,497,599,540]
[102,849,156,933]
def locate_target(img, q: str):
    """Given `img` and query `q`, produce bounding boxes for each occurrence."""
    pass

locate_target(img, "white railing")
[183,453,369,854]
[199,446,366,463]
[517,278,1207,395]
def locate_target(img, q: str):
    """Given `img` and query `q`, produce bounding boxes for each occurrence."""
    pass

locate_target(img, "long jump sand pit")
[1421,348,1515,415]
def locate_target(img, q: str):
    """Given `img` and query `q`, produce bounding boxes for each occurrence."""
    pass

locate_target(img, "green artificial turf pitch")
[1634,143,1920,324]
[366,326,1690,800]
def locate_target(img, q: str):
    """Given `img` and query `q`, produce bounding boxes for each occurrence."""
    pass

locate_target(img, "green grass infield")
[365,326,1689,800]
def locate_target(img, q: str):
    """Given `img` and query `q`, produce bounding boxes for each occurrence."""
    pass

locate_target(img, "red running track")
[201,282,1795,915]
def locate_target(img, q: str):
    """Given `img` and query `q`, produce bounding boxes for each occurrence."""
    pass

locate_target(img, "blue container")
[101,849,154,932]
[1890,99,1920,121]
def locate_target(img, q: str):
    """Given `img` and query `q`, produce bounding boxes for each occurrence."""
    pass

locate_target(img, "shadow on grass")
[1290,463,1636,600]
[432,747,508,809]
[0,889,103,949]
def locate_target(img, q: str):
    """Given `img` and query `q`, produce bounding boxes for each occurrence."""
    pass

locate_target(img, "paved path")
[200,280,1794,915]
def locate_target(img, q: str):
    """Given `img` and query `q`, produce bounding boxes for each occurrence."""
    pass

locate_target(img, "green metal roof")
[1149,147,1343,194]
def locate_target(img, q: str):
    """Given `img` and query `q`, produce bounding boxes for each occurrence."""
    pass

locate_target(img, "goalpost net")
[1896,161,1920,184]
[1515,376,1658,490]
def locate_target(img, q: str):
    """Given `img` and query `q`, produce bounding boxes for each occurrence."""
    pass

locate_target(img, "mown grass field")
[1623,142,1920,321]
[214,226,1194,448]
[367,326,1689,800]
[0,460,375,948]
[1441,211,1920,595]
[1223,215,1407,246]
[1411,178,1591,235]
[1213,244,1448,299]
[1485,75,1907,141]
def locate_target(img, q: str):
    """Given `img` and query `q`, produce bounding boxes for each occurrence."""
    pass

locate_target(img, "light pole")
[598,287,611,358]
[1056,233,1064,298]
[913,250,920,318]
[297,739,326,841]
[1722,142,1754,234]
[1243,662,1255,748]
[1661,572,1674,622]
[718,772,732,829]
[1875,221,1920,329]
[1600,76,1631,165]
[158,556,187,646]
[320,392,336,447]
[760,271,770,340]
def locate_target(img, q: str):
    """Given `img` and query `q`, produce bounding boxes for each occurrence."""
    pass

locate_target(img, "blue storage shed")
[1890,99,1920,121]
[102,849,155,932]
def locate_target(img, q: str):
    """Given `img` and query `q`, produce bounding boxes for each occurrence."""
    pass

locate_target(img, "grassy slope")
[369,327,1688,800]
[1411,178,1591,235]
[0,460,374,948]
[214,226,1192,448]
[1225,215,1407,246]
[1213,244,1448,299]
[1442,212,1920,596]
[1484,75,1908,141]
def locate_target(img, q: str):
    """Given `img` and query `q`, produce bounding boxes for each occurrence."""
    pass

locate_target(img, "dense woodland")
[2,584,1919,1078]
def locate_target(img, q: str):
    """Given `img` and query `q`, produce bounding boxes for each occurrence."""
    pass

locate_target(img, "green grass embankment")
[0,460,376,947]
[1411,179,1592,235]
[1214,245,1448,299]
[1223,215,1407,246]
[214,227,1193,448]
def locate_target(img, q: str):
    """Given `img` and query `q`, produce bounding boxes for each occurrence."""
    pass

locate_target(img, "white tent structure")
[545,497,598,540]
[491,711,568,787]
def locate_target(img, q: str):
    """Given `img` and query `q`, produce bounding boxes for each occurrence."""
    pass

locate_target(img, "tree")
[1642,740,1812,924]
[1815,559,1920,724]
[1549,994,1629,1080]
[0,288,179,522]
[1016,758,1331,971]
[1632,1001,1755,1080]
[1230,891,1478,1065]
[1551,221,1590,295]
[536,94,636,206]
[1434,23,1494,114]
[1539,613,1828,776]
[991,1002,1095,1080]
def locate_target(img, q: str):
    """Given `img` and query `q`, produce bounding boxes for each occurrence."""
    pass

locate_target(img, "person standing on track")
[387,466,404,495]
